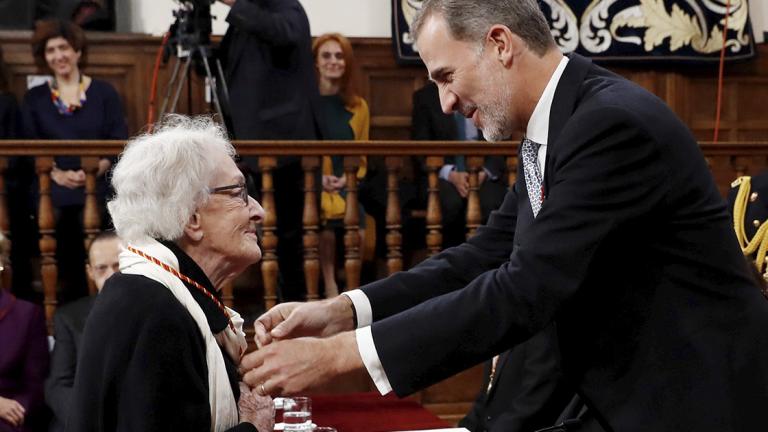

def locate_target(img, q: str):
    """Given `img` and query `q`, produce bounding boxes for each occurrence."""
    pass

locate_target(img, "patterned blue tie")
[521,137,543,217]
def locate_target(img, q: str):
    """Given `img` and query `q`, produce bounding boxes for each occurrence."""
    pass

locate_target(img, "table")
[302,392,451,432]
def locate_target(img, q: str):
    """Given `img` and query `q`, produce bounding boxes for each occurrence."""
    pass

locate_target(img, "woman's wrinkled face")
[198,151,264,269]
[316,39,346,82]
[45,37,81,78]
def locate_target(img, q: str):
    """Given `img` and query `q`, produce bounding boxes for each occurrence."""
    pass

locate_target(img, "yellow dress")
[320,97,369,223]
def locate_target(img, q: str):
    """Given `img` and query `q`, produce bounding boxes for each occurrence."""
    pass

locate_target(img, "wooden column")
[465,156,483,239]
[302,156,320,301]
[258,157,279,310]
[425,156,443,256]
[82,157,101,295]
[36,157,57,334]
[343,156,362,290]
[385,156,403,275]
[0,158,9,290]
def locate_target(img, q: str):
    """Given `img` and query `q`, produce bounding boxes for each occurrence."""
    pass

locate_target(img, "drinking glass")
[282,396,312,431]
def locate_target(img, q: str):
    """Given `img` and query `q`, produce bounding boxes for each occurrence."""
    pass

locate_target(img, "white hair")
[107,115,235,243]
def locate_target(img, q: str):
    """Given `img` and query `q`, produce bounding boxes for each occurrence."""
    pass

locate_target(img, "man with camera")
[218,0,325,301]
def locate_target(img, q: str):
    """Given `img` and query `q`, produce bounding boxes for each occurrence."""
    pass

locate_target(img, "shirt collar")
[525,56,570,146]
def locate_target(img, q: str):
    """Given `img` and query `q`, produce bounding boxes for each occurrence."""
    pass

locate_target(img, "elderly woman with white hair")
[67,116,272,431]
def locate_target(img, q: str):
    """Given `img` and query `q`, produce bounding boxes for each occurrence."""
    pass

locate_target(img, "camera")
[169,0,215,55]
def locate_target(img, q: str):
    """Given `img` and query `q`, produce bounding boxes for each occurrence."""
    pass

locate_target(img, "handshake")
[239,295,363,396]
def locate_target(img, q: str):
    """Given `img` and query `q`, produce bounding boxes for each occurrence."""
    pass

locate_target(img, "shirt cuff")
[355,326,393,395]
[342,290,372,328]
[439,164,455,180]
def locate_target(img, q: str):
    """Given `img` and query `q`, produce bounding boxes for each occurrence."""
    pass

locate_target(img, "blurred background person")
[411,81,507,248]
[0,232,49,432]
[217,0,325,302]
[0,45,41,302]
[45,231,120,432]
[68,116,272,431]
[21,19,128,304]
[312,33,369,297]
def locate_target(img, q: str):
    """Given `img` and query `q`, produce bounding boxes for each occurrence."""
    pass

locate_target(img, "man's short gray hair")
[412,0,555,56]
[107,115,235,243]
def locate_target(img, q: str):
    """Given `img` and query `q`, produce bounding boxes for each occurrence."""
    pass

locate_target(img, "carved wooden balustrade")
[0,140,766,333]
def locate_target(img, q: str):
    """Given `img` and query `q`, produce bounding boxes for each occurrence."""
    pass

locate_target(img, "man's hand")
[448,170,469,198]
[218,0,236,6]
[242,332,363,396]
[51,168,86,189]
[0,396,25,427]
[254,296,356,348]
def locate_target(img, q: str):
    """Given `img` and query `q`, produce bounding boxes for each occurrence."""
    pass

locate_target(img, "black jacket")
[46,295,94,432]
[361,54,768,431]
[219,0,323,140]
[67,242,256,432]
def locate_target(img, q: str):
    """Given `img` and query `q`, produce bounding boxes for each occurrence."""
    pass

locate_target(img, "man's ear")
[486,24,520,67]
[183,212,204,242]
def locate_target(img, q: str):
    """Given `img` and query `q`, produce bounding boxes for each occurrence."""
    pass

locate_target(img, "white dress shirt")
[343,55,570,395]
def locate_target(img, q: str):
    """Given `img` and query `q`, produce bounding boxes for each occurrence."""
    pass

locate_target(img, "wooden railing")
[1,140,766,332]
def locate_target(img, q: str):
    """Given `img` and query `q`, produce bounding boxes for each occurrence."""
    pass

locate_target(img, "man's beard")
[471,55,514,142]
[478,82,513,142]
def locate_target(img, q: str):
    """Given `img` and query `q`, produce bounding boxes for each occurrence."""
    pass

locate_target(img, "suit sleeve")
[226,0,309,46]
[45,312,78,422]
[370,106,669,395]
[102,83,129,140]
[361,183,519,321]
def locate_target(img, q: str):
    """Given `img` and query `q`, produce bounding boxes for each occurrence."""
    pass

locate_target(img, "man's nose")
[439,87,458,114]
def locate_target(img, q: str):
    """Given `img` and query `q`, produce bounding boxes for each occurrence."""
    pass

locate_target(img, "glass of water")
[283,396,312,431]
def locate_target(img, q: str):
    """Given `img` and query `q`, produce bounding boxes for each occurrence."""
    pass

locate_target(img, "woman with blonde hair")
[312,33,369,296]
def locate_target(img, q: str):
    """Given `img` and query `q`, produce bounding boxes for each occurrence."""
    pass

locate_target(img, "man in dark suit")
[412,81,507,247]
[45,231,120,431]
[217,0,324,301]
[242,1,768,431]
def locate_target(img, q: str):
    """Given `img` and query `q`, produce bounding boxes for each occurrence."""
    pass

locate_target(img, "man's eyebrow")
[429,67,450,83]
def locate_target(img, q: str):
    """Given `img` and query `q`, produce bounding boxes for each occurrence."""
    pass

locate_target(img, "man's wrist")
[335,294,357,330]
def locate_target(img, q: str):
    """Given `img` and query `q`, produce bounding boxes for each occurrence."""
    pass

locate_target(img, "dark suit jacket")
[220,0,322,140]
[361,53,768,431]
[458,325,572,432]
[45,295,94,431]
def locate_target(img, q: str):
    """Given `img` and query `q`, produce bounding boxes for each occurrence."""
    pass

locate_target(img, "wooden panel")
[3,31,768,143]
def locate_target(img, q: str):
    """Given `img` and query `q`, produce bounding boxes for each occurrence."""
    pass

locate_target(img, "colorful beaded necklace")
[49,74,87,115]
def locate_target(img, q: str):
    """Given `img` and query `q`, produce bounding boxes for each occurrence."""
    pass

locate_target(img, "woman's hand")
[0,396,25,427]
[238,383,274,432]
[51,167,86,189]
[322,175,335,192]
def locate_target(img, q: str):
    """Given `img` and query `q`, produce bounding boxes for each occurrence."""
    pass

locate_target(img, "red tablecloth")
[304,392,449,432]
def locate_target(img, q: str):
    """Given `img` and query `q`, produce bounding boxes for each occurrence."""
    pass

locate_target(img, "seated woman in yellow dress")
[313,33,369,297]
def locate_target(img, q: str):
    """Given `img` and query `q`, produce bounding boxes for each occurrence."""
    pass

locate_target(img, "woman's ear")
[183,212,204,242]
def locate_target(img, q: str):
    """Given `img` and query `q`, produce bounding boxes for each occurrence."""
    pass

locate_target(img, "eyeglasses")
[320,51,344,60]
[209,182,249,206]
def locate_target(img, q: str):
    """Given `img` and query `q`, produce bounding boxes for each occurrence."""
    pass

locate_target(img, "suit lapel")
[543,53,592,196]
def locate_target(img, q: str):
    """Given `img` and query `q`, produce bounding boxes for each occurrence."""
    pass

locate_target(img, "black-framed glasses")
[209,182,249,206]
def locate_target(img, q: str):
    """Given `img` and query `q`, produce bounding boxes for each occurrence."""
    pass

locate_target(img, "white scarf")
[119,237,247,432]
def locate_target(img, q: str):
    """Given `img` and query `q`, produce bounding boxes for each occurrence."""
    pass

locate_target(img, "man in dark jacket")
[45,231,121,431]
[217,0,325,301]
